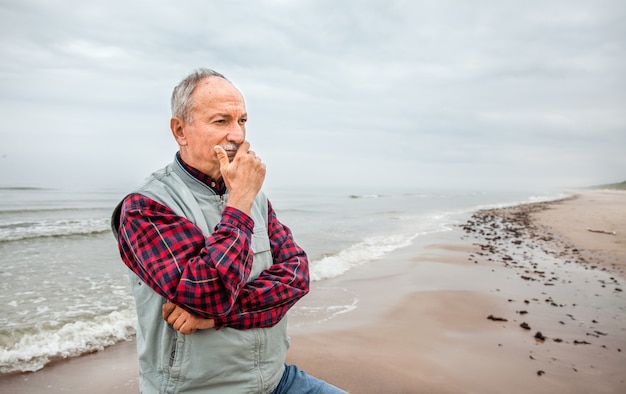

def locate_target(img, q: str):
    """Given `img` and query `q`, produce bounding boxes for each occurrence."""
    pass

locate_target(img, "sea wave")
[0,218,111,242]
[0,207,96,215]
[0,309,136,373]
[310,230,437,282]
[473,192,572,211]
[348,194,384,199]
[0,228,424,373]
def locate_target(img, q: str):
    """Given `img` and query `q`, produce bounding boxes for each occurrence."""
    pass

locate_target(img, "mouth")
[220,144,240,162]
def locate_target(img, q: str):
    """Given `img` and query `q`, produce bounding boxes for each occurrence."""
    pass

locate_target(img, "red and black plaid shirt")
[116,156,309,329]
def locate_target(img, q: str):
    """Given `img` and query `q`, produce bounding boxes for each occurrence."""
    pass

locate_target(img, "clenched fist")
[162,302,215,335]
[214,140,266,215]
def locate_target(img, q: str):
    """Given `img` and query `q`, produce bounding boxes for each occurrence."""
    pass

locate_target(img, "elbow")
[298,256,311,293]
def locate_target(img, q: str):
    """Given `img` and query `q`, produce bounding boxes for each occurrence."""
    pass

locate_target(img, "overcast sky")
[1,0,624,193]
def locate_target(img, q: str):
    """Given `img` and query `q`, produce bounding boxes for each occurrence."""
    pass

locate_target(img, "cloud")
[0,0,624,191]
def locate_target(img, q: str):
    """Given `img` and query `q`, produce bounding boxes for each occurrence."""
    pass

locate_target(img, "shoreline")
[2,190,624,393]
[286,189,625,393]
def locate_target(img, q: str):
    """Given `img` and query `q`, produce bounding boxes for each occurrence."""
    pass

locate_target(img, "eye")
[239,118,247,124]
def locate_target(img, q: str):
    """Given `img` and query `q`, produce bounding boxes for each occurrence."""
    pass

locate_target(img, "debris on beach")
[586,228,616,235]
[458,197,625,381]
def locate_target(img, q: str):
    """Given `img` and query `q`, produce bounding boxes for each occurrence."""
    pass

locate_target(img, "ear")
[170,117,187,146]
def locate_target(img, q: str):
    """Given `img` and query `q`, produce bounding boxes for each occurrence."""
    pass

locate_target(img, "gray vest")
[113,159,288,394]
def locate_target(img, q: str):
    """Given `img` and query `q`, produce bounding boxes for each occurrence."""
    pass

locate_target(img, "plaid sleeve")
[117,193,255,318]
[214,199,310,329]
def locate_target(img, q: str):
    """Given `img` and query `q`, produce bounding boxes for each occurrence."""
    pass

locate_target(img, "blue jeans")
[272,364,347,394]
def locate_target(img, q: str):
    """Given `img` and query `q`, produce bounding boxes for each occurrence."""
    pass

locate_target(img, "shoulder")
[111,193,175,235]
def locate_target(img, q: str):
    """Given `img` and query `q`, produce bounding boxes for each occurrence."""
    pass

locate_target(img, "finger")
[247,150,262,162]
[166,307,184,326]
[162,302,176,319]
[180,321,196,335]
[173,314,186,331]
[234,141,251,159]
[214,145,230,168]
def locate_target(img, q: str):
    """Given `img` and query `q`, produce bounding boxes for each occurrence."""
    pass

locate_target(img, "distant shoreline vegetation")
[589,181,626,190]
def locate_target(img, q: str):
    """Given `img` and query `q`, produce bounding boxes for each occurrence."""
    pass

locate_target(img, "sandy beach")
[2,189,624,393]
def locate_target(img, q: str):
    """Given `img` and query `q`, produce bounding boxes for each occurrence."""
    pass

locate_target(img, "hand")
[214,141,266,215]
[162,302,216,335]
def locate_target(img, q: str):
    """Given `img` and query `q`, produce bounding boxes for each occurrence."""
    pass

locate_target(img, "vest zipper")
[169,336,177,367]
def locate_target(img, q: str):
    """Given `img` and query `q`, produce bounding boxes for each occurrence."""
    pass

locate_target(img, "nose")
[226,123,245,144]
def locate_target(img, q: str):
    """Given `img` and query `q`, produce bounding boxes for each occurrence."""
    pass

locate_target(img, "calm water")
[0,186,566,373]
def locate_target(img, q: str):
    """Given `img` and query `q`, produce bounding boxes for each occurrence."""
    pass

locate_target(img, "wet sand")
[2,189,624,393]
[286,189,625,393]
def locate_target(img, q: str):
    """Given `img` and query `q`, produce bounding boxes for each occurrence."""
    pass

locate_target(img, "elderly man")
[111,68,345,393]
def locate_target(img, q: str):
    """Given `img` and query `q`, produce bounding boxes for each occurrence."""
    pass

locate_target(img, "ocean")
[0,186,568,373]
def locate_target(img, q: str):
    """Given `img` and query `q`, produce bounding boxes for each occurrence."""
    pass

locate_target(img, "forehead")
[192,77,246,111]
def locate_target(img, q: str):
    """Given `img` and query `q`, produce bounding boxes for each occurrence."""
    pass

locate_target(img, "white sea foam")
[0,217,111,242]
[473,192,571,211]
[0,309,136,373]
[310,235,406,282]
[310,232,422,281]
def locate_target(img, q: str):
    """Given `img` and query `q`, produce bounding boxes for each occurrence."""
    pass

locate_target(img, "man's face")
[173,77,247,180]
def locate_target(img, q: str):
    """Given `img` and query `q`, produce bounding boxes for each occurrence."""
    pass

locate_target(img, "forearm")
[168,228,309,329]
[215,299,297,329]
[172,216,255,318]
[214,202,310,329]
[118,196,256,318]
[214,251,309,329]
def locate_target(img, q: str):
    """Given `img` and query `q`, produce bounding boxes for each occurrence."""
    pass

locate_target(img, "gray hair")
[171,68,228,123]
